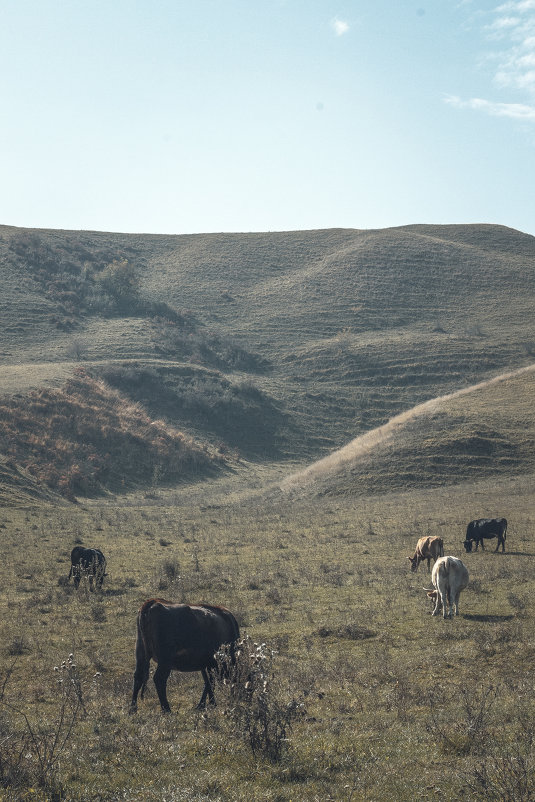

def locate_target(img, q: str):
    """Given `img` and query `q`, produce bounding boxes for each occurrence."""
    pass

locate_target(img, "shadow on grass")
[463,613,515,623]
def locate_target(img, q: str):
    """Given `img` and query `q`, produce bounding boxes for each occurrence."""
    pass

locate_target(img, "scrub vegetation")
[0,485,534,801]
[0,222,534,799]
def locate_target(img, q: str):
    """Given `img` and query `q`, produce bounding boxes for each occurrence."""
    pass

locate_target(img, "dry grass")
[0,476,534,800]
[0,371,219,499]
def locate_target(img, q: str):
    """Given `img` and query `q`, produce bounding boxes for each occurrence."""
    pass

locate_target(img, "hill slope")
[281,363,535,497]
[1,222,534,501]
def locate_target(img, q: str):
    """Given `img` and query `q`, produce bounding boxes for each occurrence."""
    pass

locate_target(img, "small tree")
[97,259,140,313]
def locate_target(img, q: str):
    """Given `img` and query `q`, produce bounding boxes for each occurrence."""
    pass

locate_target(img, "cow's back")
[434,556,468,590]
[416,536,432,555]
[137,600,239,671]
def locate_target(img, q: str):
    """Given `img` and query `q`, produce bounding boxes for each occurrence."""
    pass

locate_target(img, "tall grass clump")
[216,636,303,763]
[0,655,86,797]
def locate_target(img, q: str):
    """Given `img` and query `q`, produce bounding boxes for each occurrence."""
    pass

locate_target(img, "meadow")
[1,472,534,801]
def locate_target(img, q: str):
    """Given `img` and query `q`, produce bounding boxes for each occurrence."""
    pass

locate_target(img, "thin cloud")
[445,93,535,118]
[489,15,521,29]
[490,2,535,94]
[331,17,350,36]
[496,0,535,12]
[447,1,535,122]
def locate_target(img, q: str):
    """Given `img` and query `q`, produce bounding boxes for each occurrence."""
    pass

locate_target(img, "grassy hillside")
[0,371,220,500]
[1,222,534,501]
[281,364,535,498]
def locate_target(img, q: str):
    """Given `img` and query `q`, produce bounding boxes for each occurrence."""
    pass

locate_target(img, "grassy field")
[0,473,534,801]
[1,223,535,799]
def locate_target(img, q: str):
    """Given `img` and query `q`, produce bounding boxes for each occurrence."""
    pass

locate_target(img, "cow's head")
[407,555,419,572]
[462,539,473,553]
[70,545,86,563]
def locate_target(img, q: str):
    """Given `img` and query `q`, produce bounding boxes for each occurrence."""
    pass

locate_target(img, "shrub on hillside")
[98,364,286,458]
[0,372,219,500]
[96,259,140,314]
[152,317,270,372]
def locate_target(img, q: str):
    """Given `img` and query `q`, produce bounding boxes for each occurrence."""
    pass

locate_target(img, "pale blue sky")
[1,1,534,235]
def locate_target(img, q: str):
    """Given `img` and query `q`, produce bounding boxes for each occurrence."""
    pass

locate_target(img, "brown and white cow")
[424,556,469,619]
[407,536,444,572]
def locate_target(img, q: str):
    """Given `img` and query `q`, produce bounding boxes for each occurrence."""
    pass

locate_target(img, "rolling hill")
[281,363,535,498]
[1,222,534,502]
[2,223,535,802]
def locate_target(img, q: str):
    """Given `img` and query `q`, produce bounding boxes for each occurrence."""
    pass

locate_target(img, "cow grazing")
[424,556,469,619]
[407,536,444,572]
[68,546,106,590]
[463,518,507,553]
[130,599,240,713]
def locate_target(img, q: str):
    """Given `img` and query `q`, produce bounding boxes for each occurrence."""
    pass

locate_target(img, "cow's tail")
[438,538,444,558]
[442,556,454,575]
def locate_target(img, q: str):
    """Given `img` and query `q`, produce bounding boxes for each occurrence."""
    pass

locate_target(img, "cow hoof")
[129,705,137,715]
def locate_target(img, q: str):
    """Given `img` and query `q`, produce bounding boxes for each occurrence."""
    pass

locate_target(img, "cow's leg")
[453,592,460,616]
[435,577,449,618]
[89,574,94,592]
[431,588,442,617]
[427,557,431,572]
[131,658,150,712]
[197,668,216,708]
[73,573,80,589]
[479,539,484,550]
[153,664,172,712]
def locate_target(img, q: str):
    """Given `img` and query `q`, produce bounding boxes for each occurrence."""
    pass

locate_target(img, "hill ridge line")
[280,362,535,490]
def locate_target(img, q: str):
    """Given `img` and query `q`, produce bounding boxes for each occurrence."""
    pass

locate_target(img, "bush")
[0,655,85,795]
[216,637,304,762]
[96,259,140,313]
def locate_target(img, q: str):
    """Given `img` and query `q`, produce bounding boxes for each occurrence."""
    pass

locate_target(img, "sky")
[1,0,534,236]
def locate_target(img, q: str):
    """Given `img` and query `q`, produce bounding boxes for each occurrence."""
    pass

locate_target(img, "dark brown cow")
[463,518,507,553]
[407,536,444,573]
[130,599,240,713]
[68,547,106,590]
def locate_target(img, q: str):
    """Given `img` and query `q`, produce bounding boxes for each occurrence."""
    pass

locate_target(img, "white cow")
[424,556,469,619]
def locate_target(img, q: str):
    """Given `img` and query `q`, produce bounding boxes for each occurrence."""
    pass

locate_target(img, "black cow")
[130,599,240,713]
[463,518,507,553]
[68,546,107,590]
